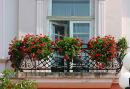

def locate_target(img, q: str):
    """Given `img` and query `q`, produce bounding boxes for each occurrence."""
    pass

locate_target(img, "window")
[49,0,95,44]
[52,0,90,16]
[70,21,92,43]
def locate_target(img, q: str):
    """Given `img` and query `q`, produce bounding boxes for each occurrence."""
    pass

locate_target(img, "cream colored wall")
[122,0,130,52]
[19,0,37,37]
[105,0,122,38]
[0,0,3,58]
[0,0,18,59]
[0,0,18,71]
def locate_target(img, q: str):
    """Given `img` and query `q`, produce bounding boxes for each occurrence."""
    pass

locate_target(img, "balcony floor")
[37,83,122,89]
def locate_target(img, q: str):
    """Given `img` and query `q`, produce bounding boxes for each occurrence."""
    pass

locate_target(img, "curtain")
[52,0,90,16]
[73,23,90,43]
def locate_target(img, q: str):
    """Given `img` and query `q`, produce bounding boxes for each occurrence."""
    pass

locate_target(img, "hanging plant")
[22,34,53,60]
[55,37,83,61]
[8,34,54,71]
[87,35,117,69]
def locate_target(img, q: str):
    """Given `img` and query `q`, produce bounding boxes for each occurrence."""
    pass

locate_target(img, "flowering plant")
[55,37,83,61]
[8,34,53,70]
[8,38,24,70]
[87,35,117,68]
[21,34,53,60]
[116,37,128,66]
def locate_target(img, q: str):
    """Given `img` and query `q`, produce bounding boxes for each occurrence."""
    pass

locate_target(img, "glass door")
[51,21,68,41]
[70,21,92,44]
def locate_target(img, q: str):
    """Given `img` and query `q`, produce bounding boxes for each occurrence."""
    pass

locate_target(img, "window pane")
[74,34,89,43]
[73,22,90,44]
[52,0,90,16]
[73,23,90,33]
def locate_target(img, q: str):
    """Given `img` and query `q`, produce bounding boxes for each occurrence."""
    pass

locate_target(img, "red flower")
[32,53,36,58]
[40,43,45,47]
[64,54,69,60]
[51,41,55,45]
[59,48,63,52]
[96,54,102,57]
[98,63,105,69]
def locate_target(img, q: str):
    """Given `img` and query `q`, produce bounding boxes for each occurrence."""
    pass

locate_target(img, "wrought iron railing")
[19,45,122,75]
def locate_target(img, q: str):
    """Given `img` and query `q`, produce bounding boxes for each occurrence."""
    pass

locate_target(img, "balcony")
[8,35,126,89]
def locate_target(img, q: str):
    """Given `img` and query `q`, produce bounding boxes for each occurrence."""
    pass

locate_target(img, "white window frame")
[50,21,68,40]
[36,0,106,37]
[48,0,95,39]
[70,21,92,40]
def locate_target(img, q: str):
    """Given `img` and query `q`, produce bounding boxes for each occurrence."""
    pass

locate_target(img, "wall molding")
[98,0,106,36]
[36,0,44,34]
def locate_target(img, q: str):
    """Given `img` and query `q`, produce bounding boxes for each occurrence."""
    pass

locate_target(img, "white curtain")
[52,0,90,16]
[73,23,90,43]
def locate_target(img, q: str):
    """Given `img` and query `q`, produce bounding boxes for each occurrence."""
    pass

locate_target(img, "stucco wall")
[122,0,130,51]
[19,0,37,37]
[105,0,122,38]
[0,0,18,71]
[0,0,4,58]
[4,0,19,57]
[0,0,18,59]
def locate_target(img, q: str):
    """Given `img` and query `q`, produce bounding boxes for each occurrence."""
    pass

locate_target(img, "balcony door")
[70,21,92,44]
[51,21,68,40]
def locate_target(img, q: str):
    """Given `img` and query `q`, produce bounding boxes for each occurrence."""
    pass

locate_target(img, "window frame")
[69,21,92,41]
[48,0,96,40]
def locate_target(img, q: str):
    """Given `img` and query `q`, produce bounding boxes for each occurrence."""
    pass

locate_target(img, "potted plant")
[55,37,83,72]
[22,34,53,60]
[87,35,117,69]
[116,37,128,72]
[9,34,53,71]
[8,38,24,71]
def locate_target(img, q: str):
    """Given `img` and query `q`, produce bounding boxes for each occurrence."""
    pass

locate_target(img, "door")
[51,21,68,41]
[70,21,92,44]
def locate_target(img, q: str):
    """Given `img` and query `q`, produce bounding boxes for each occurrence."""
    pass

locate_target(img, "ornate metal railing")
[19,44,122,75]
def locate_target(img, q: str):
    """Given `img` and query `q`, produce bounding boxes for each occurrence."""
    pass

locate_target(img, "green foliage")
[116,37,128,62]
[9,34,54,71]
[14,80,37,89]
[56,37,83,60]
[0,69,37,89]
[87,35,117,68]
[0,69,15,89]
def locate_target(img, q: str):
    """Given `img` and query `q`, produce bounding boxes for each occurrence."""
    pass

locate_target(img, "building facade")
[0,0,129,72]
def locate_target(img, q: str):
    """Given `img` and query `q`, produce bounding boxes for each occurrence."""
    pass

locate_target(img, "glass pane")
[73,34,89,44]
[52,0,90,16]
[73,23,90,33]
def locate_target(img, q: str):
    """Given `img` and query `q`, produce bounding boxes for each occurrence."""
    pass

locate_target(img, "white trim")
[36,0,44,34]
[48,0,52,16]
[70,21,92,39]
[0,0,4,59]
[89,0,92,16]
[2,0,6,59]
[50,21,68,39]
[98,0,106,36]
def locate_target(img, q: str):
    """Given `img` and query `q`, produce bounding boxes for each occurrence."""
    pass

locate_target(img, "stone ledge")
[0,59,9,63]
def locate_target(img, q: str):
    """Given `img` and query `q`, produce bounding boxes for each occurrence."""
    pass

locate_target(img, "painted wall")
[0,0,18,71]
[0,0,4,58]
[4,0,19,58]
[19,0,37,37]
[0,0,18,59]
[105,0,122,38]
[122,0,130,51]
